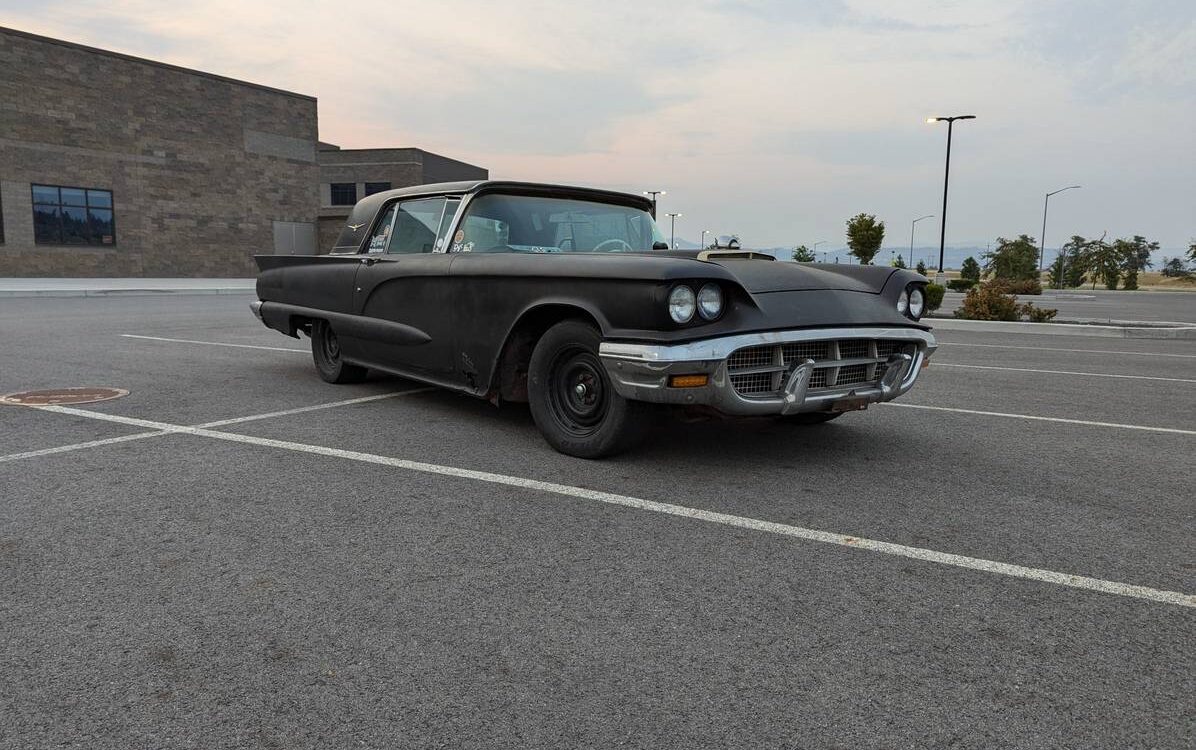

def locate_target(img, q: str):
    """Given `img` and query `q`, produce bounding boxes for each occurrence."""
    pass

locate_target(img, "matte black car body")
[252,180,936,454]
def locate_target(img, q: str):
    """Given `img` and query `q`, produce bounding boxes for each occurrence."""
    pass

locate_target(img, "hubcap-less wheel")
[311,319,367,384]
[549,348,609,435]
[527,319,647,458]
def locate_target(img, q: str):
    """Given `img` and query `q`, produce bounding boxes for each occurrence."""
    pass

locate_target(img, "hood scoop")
[697,250,775,261]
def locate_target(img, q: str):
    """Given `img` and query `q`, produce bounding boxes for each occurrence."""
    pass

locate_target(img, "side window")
[365,205,397,253]
[434,199,461,252]
[387,198,445,254]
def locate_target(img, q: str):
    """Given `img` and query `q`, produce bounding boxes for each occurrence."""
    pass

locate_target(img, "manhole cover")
[1,387,129,406]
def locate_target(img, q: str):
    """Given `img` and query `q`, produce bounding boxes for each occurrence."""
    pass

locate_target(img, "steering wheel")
[593,238,634,253]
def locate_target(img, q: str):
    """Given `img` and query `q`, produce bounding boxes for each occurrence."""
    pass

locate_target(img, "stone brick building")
[0,27,486,277]
[317,144,488,254]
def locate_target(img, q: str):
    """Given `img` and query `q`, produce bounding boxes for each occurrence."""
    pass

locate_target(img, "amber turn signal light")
[669,374,709,388]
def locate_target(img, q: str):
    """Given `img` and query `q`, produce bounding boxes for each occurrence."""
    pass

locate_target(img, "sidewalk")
[0,278,256,297]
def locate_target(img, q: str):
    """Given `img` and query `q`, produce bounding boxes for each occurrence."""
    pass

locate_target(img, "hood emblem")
[347,223,365,231]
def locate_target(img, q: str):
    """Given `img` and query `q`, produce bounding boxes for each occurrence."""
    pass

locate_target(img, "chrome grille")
[727,337,915,399]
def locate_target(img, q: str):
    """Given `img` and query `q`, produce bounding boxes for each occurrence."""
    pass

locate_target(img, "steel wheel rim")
[547,346,609,436]
[321,326,341,362]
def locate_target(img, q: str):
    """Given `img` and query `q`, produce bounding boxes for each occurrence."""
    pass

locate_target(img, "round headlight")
[908,287,925,318]
[668,285,696,323]
[696,283,723,320]
[897,290,909,315]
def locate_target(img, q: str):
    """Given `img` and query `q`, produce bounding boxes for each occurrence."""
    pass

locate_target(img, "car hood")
[702,258,896,294]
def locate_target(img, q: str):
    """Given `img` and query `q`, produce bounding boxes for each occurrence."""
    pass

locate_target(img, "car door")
[351,197,461,382]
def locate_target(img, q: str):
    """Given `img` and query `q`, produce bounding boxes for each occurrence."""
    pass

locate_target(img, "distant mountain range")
[670,239,1185,270]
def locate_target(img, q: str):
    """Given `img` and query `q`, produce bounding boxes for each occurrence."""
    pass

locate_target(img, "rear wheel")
[777,412,844,425]
[310,319,368,384]
[528,320,644,458]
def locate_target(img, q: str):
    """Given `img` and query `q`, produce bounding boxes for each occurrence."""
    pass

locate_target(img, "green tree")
[1078,233,1120,290]
[960,256,981,282]
[1114,235,1156,290]
[983,235,1039,281]
[1160,257,1189,277]
[1188,241,1196,263]
[1049,235,1088,288]
[915,260,927,275]
[845,213,885,265]
[892,254,907,269]
[792,245,816,262]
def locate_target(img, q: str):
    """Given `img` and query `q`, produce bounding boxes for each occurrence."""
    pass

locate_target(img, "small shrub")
[986,278,1043,295]
[947,278,976,292]
[954,286,1021,321]
[924,283,945,312]
[916,260,927,276]
[1020,303,1058,323]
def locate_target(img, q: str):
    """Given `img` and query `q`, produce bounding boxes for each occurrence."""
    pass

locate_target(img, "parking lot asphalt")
[2,294,1194,749]
[935,287,1196,323]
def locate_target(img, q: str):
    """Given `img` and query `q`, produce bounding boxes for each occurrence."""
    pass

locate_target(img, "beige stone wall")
[0,28,318,277]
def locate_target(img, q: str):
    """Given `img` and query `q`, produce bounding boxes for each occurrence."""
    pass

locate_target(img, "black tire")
[777,411,844,425]
[528,320,645,458]
[310,319,368,384]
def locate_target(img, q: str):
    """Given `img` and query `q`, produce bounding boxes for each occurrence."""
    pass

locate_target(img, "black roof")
[351,180,653,219]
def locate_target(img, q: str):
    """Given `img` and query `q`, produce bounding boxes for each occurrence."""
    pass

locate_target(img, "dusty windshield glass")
[452,194,665,253]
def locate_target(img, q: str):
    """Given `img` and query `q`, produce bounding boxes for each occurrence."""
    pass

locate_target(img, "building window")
[364,181,392,197]
[32,184,115,246]
[330,183,357,206]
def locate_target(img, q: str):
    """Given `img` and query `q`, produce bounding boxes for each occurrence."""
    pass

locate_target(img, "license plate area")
[830,397,870,413]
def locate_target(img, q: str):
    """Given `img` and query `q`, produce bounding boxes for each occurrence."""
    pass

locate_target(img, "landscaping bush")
[985,278,1043,295]
[1020,303,1058,323]
[954,286,1021,321]
[954,286,1057,322]
[946,278,976,292]
[924,283,944,312]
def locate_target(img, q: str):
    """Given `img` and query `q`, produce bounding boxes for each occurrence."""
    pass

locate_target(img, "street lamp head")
[926,117,937,124]
[928,115,976,123]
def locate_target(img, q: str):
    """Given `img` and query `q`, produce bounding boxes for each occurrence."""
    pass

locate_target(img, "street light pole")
[1039,185,1081,274]
[813,239,826,262]
[643,190,665,219]
[910,214,934,273]
[927,115,976,283]
[666,212,682,249]
[700,229,712,249]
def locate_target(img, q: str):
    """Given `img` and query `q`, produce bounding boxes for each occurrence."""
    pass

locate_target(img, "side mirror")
[652,241,669,250]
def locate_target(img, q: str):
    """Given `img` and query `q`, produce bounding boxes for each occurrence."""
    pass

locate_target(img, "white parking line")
[120,334,305,353]
[23,402,1196,610]
[0,431,168,464]
[196,389,435,428]
[932,362,1196,384]
[938,342,1196,359]
[0,390,429,463]
[887,403,1196,436]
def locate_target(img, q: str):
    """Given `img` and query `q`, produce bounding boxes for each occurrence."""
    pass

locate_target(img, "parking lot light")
[666,212,682,249]
[1040,185,1081,273]
[643,189,665,218]
[927,115,976,284]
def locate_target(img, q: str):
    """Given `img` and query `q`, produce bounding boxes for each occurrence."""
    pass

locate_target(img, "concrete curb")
[930,317,1196,340]
[0,288,255,298]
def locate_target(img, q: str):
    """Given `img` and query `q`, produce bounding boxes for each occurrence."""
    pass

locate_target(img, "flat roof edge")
[0,26,317,102]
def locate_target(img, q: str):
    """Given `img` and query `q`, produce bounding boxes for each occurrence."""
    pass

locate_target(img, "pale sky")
[4,0,1194,253]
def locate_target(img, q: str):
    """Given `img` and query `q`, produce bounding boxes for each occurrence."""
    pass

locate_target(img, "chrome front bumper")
[598,327,937,416]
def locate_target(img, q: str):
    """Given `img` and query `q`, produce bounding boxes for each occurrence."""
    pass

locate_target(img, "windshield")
[451,194,666,253]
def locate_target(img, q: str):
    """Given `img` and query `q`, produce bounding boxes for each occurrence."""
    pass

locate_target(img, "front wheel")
[310,319,368,384]
[528,320,645,458]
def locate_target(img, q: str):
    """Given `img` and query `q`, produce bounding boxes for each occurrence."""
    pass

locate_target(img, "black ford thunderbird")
[252,180,936,457]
